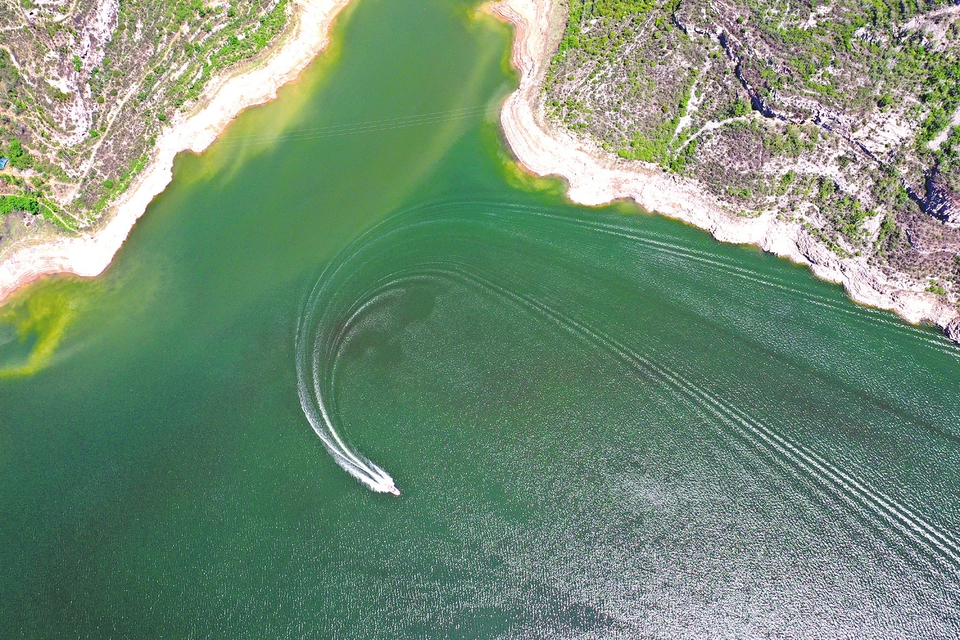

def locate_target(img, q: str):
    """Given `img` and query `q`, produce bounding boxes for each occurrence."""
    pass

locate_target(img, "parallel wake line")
[407,259,960,571]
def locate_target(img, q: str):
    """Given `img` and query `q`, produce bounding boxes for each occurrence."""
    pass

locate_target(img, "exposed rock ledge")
[489,0,960,345]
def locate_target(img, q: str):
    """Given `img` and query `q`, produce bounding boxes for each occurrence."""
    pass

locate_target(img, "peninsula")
[491,0,960,343]
[0,0,349,301]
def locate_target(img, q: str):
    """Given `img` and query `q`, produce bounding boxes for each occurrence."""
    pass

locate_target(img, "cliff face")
[947,316,960,342]
[538,0,960,308]
[491,0,960,343]
[925,168,960,226]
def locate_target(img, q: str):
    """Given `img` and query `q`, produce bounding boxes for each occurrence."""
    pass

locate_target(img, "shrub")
[728,99,751,117]
[926,280,947,295]
[0,195,40,216]
[5,138,32,170]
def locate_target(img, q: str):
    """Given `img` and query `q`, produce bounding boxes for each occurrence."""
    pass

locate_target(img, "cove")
[1,0,958,635]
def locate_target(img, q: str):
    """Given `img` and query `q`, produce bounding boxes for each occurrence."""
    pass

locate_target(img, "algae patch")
[0,285,77,378]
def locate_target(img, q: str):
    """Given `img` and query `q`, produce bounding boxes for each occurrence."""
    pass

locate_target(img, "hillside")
[0,0,289,249]
[542,0,960,304]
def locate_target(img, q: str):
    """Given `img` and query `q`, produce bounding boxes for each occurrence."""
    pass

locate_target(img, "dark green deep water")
[2,0,960,636]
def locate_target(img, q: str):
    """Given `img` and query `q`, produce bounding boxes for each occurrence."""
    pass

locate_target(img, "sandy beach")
[0,0,352,305]
[489,0,960,343]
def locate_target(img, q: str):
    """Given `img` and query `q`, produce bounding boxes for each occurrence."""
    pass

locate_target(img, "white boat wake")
[296,262,400,497]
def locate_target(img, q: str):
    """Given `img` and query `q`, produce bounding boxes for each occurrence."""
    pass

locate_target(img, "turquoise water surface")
[1,0,959,636]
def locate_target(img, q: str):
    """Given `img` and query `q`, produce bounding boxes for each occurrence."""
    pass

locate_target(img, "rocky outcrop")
[946,317,960,343]
[923,168,960,227]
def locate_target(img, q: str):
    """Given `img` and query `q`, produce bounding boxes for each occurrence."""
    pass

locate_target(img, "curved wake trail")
[296,264,400,496]
[489,200,960,357]
[408,258,960,572]
[294,196,958,529]
[421,196,960,358]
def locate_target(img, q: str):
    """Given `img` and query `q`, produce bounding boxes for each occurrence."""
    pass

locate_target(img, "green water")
[2,0,959,635]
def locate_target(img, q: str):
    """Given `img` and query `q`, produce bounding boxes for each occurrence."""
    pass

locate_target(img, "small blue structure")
[0,158,8,170]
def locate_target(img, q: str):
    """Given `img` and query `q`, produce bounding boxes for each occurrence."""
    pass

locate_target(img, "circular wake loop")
[292,200,502,496]
[296,255,401,497]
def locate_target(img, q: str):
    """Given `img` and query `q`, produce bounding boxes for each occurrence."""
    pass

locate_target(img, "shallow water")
[1,0,959,636]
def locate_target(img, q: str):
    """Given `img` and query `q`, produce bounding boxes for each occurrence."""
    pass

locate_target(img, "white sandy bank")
[489,0,960,343]
[0,0,351,303]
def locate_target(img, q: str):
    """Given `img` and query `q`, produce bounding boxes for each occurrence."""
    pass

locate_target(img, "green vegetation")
[876,214,904,252]
[0,195,40,217]
[927,280,948,295]
[557,0,657,55]
[763,125,817,159]
[825,196,871,247]
[545,0,960,292]
[805,222,853,259]
[47,85,72,102]
[0,0,294,243]
[3,139,32,170]
[0,50,22,102]
[728,100,751,118]
[91,154,148,217]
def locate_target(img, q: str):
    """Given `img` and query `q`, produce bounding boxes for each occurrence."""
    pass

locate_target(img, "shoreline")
[0,0,352,305]
[489,0,960,344]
